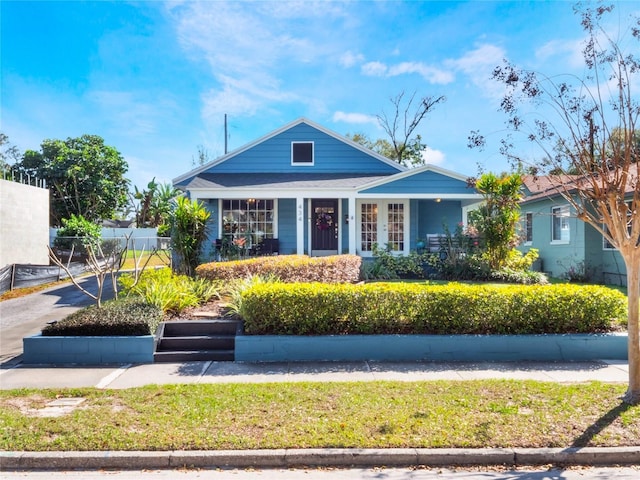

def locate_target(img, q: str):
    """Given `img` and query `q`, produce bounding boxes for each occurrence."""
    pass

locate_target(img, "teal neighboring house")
[173,118,482,259]
[519,176,627,285]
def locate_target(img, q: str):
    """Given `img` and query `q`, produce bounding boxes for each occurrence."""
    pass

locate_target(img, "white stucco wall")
[0,179,50,266]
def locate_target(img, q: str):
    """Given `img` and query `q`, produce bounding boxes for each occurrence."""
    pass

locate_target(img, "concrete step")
[161,320,242,337]
[157,335,234,351]
[154,320,241,363]
[153,350,234,362]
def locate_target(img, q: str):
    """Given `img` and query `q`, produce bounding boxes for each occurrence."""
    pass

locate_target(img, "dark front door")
[311,199,339,254]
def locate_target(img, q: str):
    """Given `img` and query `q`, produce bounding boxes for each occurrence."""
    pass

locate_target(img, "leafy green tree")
[171,196,211,277]
[468,173,523,270]
[346,133,396,159]
[14,134,129,225]
[469,4,640,403]
[133,178,180,233]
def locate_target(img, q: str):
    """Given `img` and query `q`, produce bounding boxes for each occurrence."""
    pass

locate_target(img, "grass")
[1,380,639,451]
[120,250,170,270]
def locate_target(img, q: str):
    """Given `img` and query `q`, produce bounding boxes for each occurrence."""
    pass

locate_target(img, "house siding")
[415,199,462,238]
[601,249,627,285]
[519,194,630,284]
[519,198,587,279]
[361,170,470,195]
[278,199,297,255]
[205,123,401,175]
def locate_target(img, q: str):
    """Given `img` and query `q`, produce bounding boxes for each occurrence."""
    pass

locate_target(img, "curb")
[2,447,639,470]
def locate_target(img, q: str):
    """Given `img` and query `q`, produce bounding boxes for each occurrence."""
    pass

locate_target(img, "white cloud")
[447,43,507,100]
[535,38,585,68]
[332,111,378,126]
[421,146,445,166]
[361,61,388,77]
[387,62,454,84]
[340,51,364,68]
[166,1,350,121]
[361,60,454,84]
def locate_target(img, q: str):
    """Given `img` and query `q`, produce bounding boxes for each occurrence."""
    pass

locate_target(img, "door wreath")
[315,212,334,230]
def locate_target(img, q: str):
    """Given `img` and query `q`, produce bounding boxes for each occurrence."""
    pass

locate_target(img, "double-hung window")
[524,212,533,244]
[551,205,570,243]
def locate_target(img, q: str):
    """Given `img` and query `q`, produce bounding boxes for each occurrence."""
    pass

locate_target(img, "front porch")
[195,195,481,260]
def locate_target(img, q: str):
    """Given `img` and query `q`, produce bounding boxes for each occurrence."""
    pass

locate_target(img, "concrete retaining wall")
[235,333,628,362]
[0,179,49,267]
[23,334,155,364]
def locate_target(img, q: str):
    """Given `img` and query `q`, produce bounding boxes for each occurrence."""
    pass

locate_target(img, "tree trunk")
[623,253,640,404]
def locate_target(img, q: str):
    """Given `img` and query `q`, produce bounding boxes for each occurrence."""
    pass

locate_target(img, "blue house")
[519,175,628,285]
[173,118,482,259]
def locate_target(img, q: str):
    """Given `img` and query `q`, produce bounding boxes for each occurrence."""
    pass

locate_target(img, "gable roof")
[521,172,638,204]
[359,163,473,191]
[173,117,406,185]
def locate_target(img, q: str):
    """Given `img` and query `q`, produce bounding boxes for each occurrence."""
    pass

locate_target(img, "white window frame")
[291,141,314,166]
[551,205,570,244]
[219,198,278,249]
[524,212,533,245]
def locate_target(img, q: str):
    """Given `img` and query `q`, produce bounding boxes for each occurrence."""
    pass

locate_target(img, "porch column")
[296,197,305,255]
[348,196,356,255]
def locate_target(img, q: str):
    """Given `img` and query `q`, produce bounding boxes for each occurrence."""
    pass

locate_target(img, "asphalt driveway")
[0,276,115,365]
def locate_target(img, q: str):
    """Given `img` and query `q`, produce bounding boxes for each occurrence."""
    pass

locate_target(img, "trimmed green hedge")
[196,254,362,283]
[42,298,163,336]
[240,282,627,335]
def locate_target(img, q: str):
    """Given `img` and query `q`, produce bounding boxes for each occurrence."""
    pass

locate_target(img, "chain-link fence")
[1,236,171,295]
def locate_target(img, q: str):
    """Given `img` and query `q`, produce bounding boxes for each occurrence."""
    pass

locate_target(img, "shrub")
[171,196,211,277]
[368,244,429,279]
[196,254,362,283]
[53,214,102,252]
[223,274,281,318]
[41,298,163,336]
[240,282,626,335]
[119,267,221,314]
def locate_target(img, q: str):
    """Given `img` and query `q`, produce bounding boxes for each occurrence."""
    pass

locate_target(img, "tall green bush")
[54,214,101,252]
[171,196,211,277]
[469,172,523,270]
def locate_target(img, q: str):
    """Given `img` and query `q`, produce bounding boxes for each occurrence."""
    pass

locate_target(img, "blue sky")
[2,1,639,191]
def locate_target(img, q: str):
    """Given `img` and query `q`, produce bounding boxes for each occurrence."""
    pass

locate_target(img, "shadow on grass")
[571,401,632,448]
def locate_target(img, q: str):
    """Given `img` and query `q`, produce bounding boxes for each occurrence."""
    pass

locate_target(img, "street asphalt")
[0,278,638,471]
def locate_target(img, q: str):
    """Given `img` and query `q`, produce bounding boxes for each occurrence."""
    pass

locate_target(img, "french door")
[358,200,408,256]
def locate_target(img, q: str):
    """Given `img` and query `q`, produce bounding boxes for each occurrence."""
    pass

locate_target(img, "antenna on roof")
[224,114,228,155]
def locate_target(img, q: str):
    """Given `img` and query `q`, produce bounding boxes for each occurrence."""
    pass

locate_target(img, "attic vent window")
[292,141,314,165]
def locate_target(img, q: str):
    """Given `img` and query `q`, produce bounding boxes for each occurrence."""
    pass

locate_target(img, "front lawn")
[1,380,638,451]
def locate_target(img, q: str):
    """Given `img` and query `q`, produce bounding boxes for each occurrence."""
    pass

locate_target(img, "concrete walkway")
[0,358,631,390]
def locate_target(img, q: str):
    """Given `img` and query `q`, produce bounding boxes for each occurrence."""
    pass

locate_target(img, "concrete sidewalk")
[0,358,630,390]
